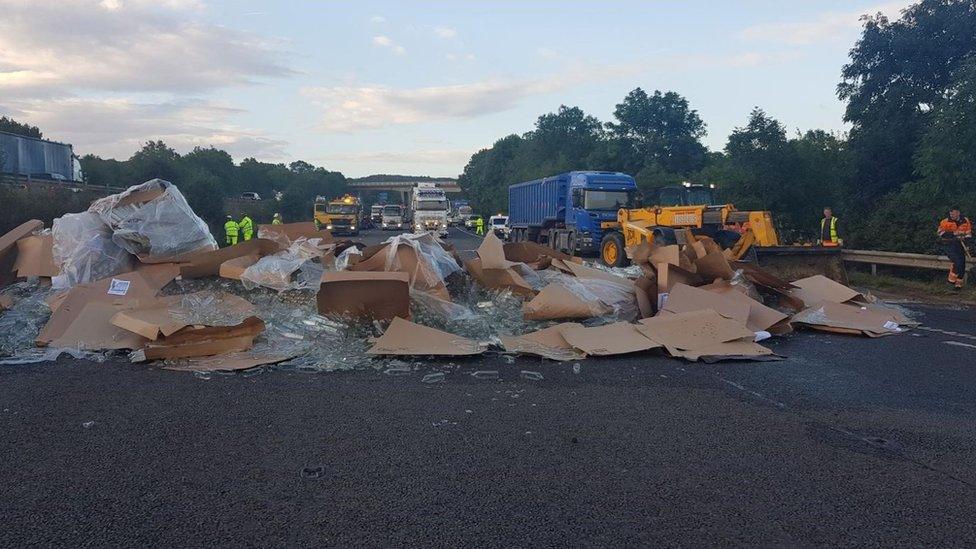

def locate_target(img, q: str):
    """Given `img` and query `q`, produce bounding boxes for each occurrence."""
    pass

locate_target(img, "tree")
[838,0,976,203]
[128,140,181,182]
[0,116,42,139]
[607,88,707,176]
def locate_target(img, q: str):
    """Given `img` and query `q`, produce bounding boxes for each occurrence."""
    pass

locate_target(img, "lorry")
[508,171,638,255]
[370,204,384,225]
[411,182,449,237]
[0,131,83,182]
[381,204,407,231]
[314,194,362,236]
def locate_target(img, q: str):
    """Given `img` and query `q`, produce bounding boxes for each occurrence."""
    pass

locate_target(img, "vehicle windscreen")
[383,205,402,215]
[416,200,446,211]
[326,204,358,214]
[687,188,715,205]
[314,204,327,212]
[491,218,507,226]
[584,190,632,210]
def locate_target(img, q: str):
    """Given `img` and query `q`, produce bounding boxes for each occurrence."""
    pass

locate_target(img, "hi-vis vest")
[821,217,838,242]
[224,220,239,236]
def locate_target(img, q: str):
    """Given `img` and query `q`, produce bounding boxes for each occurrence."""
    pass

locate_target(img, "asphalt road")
[1,227,975,547]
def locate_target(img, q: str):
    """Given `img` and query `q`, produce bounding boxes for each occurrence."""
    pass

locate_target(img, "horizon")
[0,0,909,178]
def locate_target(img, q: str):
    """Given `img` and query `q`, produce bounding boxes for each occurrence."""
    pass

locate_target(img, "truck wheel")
[600,232,629,267]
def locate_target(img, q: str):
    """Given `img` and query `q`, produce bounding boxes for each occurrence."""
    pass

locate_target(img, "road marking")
[943,341,976,350]
[917,326,976,341]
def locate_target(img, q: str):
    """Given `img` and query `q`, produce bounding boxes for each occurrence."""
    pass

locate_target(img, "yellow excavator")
[599,183,846,281]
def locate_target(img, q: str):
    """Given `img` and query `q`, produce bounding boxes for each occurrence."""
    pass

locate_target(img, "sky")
[0,0,910,178]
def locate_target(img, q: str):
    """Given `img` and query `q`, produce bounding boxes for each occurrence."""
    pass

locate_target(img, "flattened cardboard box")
[136,316,266,360]
[523,283,612,320]
[559,322,661,356]
[179,238,279,278]
[789,275,864,307]
[0,295,12,311]
[477,232,518,270]
[464,258,535,298]
[662,283,751,325]
[351,242,451,301]
[13,233,59,278]
[503,240,579,265]
[0,219,44,287]
[499,323,585,361]
[218,254,261,280]
[317,271,410,321]
[367,317,484,356]
[790,301,905,337]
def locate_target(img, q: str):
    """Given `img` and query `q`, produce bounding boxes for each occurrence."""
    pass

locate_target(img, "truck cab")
[381,204,406,231]
[315,194,362,236]
[508,171,637,255]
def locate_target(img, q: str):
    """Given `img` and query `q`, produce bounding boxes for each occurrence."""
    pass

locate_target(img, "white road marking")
[943,341,976,350]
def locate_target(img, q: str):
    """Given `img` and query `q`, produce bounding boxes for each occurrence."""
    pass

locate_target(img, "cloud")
[1,98,289,161]
[302,63,637,133]
[369,15,386,24]
[372,34,405,55]
[536,48,558,59]
[0,0,293,97]
[320,148,475,166]
[739,2,909,45]
[434,26,458,39]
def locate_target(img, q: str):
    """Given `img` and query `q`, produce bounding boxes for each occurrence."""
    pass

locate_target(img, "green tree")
[0,116,42,139]
[128,140,181,182]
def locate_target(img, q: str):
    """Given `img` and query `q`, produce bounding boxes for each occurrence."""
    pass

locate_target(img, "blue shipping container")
[0,131,76,181]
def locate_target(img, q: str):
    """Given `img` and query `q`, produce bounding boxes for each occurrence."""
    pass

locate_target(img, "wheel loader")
[598,183,847,282]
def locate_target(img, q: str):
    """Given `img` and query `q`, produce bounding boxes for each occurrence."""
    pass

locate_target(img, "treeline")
[458,0,976,254]
[80,141,346,227]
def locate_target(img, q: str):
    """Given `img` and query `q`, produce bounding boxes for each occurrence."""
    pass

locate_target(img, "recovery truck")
[314,194,362,236]
[598,182,845,280]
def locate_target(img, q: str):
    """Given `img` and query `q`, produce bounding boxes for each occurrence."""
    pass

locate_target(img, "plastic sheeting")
[378,233,462,288]
[240,238,323,292]
[51,212,132,290]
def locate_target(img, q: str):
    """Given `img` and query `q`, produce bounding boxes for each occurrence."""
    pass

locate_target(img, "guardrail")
[841,249,975,277]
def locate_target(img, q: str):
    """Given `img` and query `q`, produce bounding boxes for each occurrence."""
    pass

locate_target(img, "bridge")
[347,179,461,193]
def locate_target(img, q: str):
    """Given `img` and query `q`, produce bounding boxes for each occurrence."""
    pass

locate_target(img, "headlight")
[326,225,333,229]
[350,225,356,230]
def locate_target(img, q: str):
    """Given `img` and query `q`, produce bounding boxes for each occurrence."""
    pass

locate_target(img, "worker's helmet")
[273,212,281,218]
[226,215,232,219]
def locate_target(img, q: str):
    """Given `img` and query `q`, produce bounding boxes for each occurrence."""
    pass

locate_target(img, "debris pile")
[0,182,917,373]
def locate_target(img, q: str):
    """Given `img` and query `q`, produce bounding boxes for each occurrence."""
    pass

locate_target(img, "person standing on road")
[239,213,254,241]
[938,206,972,289]
[224,215,239,246]
[818,207,842,246]
[272,212,283,225]
[475,216,485,236]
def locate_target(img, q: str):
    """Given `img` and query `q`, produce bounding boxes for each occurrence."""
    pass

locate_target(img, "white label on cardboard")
[882,320,902,332]
[107,279,131,296]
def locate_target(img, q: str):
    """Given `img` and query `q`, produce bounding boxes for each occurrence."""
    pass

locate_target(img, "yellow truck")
[314,194,362,236]
[600,184,844,280]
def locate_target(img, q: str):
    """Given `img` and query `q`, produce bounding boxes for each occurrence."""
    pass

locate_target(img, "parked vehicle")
[381,204,406,231]
[240,192,261,200]
[508,171,638,255]
[489,214,510,240]
[370,204,384,225]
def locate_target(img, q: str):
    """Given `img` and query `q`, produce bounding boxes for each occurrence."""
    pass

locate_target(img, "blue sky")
[0,0,908,177]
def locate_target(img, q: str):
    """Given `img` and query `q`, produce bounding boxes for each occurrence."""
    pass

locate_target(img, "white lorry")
[381,204,406,231]
[411,182,449,237]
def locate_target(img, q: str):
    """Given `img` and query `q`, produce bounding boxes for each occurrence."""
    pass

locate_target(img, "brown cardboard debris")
[0,294,11,311]
[367,317,484,356]
[503,241,578,266]
[478,231,518,270]
[132,263,181,292]
[789,275,864,306]
[135,316,265,360]
[662,283,751,325]
[637,309,776,362]
[559,322,661,356]
[37,269,178,349]
[111,292,256,340]
[702,279,788,332]
[675,340,781,362]
[179,238,278,278]
[523,283,612,320]
[161,353,294,372]
[317,271,410,321]
[13,233,59,278]
[499,323,586,361]
[0,220,44,287]
[693,251,734,281]
[258,222,332,248]
[731,261,796,291]
[350,241,451,301]
[655,263,701,296]
[562,261,635,287]
[790,301,907,337]
[634,275,656,318]
[218,254,261,280]
[464,258,536,298]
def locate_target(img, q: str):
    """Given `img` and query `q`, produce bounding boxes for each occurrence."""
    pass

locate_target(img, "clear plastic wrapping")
[240,237,322,292]
[89,178,217,261]
[51,212,132,290]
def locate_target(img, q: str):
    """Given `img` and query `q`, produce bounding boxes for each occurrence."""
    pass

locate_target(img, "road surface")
[1,228,974,546]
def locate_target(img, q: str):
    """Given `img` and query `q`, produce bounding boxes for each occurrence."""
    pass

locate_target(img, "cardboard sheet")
[161,353,294,372]
[499,323,586,361]
[13,233,59,278]
[179,238,279,278]
[218,254,261,280]
[464,258,536,298]
[0,294,11,311]
[790,301,906,337]
[656,263,701,296]
[317,271,410,321]
[637,309,755,351]
[478,231,518,270]
[634,275,656,318]
[257,222,332,247]
[662,283,751,324]
[789,275,864,306]
[559,322,661,356]
[672,339,781,362]
[135,316,265,360]
[523,283,612,320]
[367,317,484,356]
[503,241,577,265]
[0,219,44,287]
[561,261,635,287]
[350,242,451,301]
[111,292,256,340]
[701,279,788,332]
[693,251,734,281]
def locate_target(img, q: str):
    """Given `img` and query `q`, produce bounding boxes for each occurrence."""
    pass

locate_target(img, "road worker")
[938,206,972,289]
[272,212,283,225]
[819,207,842,246]
[239,213,254,241]
[474,215,485,236]
[224,215,239,246]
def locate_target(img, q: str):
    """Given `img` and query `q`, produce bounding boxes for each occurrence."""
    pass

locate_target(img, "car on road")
[240,192,261,200]
[489,214,510,240]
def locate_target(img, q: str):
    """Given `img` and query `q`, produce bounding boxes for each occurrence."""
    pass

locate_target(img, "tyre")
[600,232,629,267]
